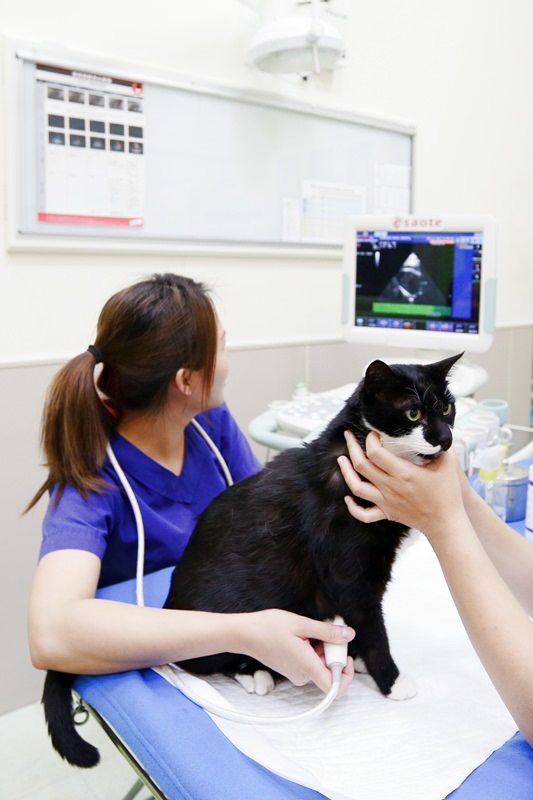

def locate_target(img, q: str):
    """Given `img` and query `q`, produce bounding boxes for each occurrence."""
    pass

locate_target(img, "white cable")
[106,419,233,607]
[106,442,146,608]
[163,663,343,725]
[190,419,234,487]
[310,0,322,74]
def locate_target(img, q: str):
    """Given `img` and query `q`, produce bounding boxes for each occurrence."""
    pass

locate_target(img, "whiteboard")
[10,43,415,251]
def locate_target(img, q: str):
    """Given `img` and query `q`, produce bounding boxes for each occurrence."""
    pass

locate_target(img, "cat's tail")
[42,670,100,768]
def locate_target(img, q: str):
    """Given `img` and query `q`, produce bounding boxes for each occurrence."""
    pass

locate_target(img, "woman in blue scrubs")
[27,273,354,700]
[338,429,533,747]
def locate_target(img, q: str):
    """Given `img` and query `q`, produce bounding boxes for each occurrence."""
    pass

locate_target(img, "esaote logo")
[393,217,443,229]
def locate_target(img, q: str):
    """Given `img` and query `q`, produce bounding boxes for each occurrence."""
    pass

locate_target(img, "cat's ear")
[363,360,400,398]
[428,352,463,379]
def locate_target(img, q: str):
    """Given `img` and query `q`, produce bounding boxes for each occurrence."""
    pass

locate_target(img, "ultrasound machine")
[249,214,498,452]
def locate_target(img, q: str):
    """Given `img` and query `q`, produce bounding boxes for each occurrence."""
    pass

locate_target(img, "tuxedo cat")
[42,353,460,768]
[165,354,461,695]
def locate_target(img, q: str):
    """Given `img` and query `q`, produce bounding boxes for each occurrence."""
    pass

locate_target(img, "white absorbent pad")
[155,535,516,800]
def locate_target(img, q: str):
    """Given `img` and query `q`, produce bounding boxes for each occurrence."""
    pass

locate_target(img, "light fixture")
[246,0,345,75]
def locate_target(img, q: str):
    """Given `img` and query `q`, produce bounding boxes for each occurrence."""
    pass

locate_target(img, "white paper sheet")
[156,535,516,800]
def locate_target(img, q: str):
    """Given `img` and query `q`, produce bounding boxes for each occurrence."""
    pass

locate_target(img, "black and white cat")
[42,353,460,767]
[165,354,461,694]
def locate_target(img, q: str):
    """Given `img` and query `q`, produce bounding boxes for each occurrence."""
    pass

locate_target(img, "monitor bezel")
[342,214,497,353]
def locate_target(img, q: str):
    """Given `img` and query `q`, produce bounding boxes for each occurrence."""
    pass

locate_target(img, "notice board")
[9,42,415,252]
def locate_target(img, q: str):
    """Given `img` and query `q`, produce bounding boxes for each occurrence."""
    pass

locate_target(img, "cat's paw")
[387,672,417,701]
[353,657,368,674]
[234,670,275,695]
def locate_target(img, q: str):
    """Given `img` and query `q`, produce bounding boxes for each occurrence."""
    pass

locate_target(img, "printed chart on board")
[36,63,145,227]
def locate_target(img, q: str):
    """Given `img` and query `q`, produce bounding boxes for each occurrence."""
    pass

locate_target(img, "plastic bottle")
[525,465,533,541]
[471,445,507,520]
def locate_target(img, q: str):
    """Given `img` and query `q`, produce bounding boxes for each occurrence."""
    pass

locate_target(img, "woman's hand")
[337,430,467,541]
[239,609,355,697]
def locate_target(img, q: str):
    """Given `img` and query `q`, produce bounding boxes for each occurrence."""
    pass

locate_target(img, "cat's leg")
[348,610,417,700]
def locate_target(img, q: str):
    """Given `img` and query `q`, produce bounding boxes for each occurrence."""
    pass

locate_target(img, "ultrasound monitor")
[342,215,497,354]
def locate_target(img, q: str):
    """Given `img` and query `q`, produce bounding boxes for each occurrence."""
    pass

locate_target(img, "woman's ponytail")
[26,351,115,510]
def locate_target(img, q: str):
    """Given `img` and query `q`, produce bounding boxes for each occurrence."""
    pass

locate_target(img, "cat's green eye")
[405,409,422,422]
[443,403,452,416]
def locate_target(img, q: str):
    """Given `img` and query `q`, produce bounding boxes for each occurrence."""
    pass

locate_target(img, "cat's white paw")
[353,657,368,674]
[233,673,256,693]
[234,669,275,695]
[387,672,417,701]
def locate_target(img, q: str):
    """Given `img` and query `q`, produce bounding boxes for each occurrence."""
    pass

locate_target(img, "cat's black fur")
[42,353,460,768]
[164,354,461,684]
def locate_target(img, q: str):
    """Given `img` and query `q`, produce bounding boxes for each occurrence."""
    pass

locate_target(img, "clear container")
[472,464,528,523]
[525,465,533,540]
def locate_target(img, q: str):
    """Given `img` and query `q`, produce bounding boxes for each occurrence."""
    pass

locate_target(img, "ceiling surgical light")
[246,0,345,75]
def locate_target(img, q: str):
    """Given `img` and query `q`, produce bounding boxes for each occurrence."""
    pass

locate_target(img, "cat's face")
[360,354,461,465]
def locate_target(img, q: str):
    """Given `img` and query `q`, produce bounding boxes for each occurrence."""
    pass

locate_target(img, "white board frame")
[5,37,416,257]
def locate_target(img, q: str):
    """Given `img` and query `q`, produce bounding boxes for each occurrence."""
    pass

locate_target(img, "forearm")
[29,597,246,674]
[28,553,244,674]
[429,514,533,744]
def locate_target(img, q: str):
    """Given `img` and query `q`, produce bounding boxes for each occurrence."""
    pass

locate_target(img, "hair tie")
[87,344,103,364]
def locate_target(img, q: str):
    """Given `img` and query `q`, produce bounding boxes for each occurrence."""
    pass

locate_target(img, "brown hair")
[26,273,218,510]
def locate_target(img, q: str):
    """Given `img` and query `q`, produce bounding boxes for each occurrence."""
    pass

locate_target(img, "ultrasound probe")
[161,616,348,725]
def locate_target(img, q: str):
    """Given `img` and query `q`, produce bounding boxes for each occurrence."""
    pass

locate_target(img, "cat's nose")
[439,434,453,452]
[428,422,453,451]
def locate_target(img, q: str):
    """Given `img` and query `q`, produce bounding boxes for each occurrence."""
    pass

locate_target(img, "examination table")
[74,514,533,800]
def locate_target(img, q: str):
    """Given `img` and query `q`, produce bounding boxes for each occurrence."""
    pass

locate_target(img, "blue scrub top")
[39,404,262,587]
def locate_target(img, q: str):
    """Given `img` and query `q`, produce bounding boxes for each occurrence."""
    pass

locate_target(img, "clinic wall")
[2,0,533,713]
[1,0,533,363]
